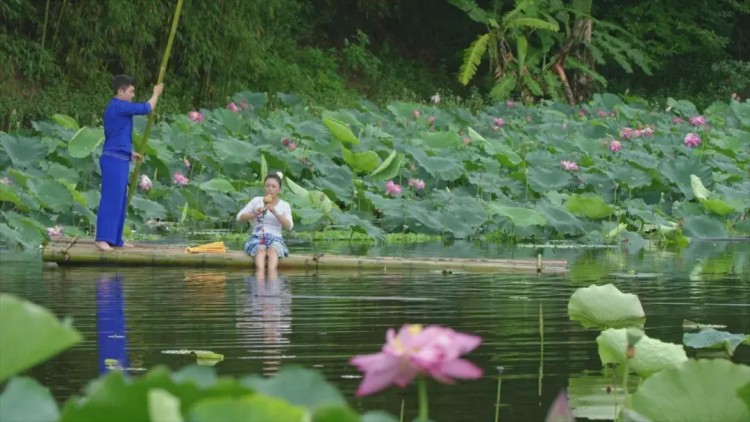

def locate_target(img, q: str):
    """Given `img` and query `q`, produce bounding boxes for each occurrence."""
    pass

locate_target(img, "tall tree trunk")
[571,18,594,103]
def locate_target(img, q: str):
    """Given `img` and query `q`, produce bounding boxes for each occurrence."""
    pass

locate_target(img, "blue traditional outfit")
[236,197,294,258]
[95,98,152,246]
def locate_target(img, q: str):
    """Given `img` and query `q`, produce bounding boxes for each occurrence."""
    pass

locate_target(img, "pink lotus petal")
[188,111,204,123]
[139,175,152,191]
[434,359,483,380]
[610,140,621,152]
[227,102,239,112]
[506,100,515,108]
[545,390,574,422]
[413,110,420,119]
[689,115,706,126]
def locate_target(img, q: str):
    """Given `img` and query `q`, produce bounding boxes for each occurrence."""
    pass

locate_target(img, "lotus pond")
[1,240,749,421]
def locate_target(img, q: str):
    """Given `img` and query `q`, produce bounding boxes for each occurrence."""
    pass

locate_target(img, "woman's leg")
[255,248,267,271]
[267,247,279,271]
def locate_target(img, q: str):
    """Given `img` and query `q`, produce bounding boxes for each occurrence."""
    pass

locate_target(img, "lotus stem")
[418,376,429,422]
[400,399,405,422]
[125,0,185,210]
[494,369,503,422]
[538,304,544,397]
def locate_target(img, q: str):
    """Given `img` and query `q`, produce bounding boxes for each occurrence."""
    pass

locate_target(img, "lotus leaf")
[565,194,615,219]
[683,328,749,356]
[568,284,646,329]
[596,329,687,377]
[0,294,82,382]
[322,117,359,145]
[369,150,404,181]
[199,178,235,194]
[0,377,59,422]
[629,359,750,422]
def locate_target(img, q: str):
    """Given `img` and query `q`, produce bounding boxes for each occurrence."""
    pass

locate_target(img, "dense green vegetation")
[2,0,750,129]
[1,92,748,249]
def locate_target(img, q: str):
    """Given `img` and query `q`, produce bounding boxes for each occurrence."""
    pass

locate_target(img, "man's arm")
[117,84,164,116]
[147,83,164,110]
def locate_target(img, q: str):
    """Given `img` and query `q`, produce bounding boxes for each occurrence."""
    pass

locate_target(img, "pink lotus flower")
[385,180,402,196]
[188,111,204,123]
[493,117,505,127]
[578,109,587,117]
[610,140,621,152]
[0,177,10,185]
[288,142,298,152]
[561,160,579,171]
[47,225,63,239]
[227,102,239,112]
[349,324,483,396]
[139,175,152,191]
[172,171,189,186]
[462,137,471,145]
[506,100,515,108]
[620,126,654,139]
[281,138,290,146]
[545,391,574,422]
[431,93,441,104]
[427,116,436,125]
[672,116,685,125]
[597,110,609,118]
[413,110,421,119]
[408,178,425,190]
[689,115,706,126]
[684,132,702,148]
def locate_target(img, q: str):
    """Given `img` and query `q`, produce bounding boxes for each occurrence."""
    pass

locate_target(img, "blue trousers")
[96,153,130,246]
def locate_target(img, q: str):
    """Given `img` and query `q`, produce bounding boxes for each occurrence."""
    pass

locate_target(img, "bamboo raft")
[42,238,568,274]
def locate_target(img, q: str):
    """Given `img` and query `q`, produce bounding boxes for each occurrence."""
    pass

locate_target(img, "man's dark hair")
[112,74,135,94]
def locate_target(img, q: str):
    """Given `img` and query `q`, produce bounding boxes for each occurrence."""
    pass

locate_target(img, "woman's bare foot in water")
[95,241,113,251]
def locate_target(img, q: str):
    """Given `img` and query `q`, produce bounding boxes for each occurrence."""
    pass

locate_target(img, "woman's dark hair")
[265,172,282,188]
[112,74,135,94]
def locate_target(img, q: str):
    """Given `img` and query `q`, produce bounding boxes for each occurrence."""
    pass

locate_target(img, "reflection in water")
[96,274,129,374]
[237,269,292,376]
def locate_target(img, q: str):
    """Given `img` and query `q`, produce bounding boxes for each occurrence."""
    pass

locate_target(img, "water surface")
[1,241,748,421]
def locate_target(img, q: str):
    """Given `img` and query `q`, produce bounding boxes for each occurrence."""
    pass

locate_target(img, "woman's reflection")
[237,268,292,376]
[96,274,129,374]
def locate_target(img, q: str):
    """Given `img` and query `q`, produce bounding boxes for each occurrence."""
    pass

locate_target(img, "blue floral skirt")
[243,232,289,258]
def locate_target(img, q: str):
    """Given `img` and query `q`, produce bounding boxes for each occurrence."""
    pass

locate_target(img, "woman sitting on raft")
[236,172,294,271]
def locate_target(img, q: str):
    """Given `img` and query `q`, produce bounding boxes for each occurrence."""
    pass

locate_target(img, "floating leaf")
[322,117,359,145]
[568,284,646,329]
[566,194,615,219]
[683,328,749,356]
[682,215,728,239]
[0,294,83,382]
[630,359,750,422]
[597,329,687,377]
[682,320,727,330]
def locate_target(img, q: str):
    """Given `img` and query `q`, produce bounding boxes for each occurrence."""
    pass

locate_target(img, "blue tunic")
[95,98,152,246]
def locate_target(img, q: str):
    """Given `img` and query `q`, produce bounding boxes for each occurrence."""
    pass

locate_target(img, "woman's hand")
[253,207,265,218]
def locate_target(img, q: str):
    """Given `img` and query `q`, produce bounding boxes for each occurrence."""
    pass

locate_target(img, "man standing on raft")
[95,74,164,251]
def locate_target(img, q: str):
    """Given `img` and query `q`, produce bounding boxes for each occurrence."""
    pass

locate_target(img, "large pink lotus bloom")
[408,178,425,190]
[620,127,636,139]
[139,175,152,191]
[689,115,706,126]
[172,171,189,186]
[413,110,421,119]
[227,102,239,113]
[350,324,483,396]
[610,140,621,152]
[47,225,63,239]
[684,132,702,148]
[385,180,402,196]
[188,111,204,123]
[561,160,579,171]
[431,93,441,104]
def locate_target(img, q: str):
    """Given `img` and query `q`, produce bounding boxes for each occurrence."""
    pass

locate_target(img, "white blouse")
[236,197,294,237]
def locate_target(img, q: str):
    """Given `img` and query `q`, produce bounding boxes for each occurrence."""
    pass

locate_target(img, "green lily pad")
[597,329,687,377]
[0,376,60,422]
[630,359,750,422]
[68,127,104,158]
[566,194,616,219]
[683,328,749,356]
[199,178,235,194]
[569,284,646,329]
[0,294,83,382]
[369,151,404,181]
[322,117,359,145]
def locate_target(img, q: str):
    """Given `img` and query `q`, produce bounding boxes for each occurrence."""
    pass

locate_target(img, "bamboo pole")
[42,241,568,273]
[125,0,185,209]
